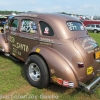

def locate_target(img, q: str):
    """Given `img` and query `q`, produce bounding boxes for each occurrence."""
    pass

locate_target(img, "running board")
[9,55,19,61]
[4,53,19,61]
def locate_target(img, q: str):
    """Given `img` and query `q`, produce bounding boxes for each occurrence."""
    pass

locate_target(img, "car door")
[16,17,39,60]
[9,17,39,61]
[91,24,95,31]
[8,17,21,58]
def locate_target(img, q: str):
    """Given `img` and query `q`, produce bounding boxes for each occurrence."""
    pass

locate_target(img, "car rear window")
[66,22,85,31]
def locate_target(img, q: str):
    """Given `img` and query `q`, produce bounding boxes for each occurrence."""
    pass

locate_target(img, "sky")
[0,0,100,16]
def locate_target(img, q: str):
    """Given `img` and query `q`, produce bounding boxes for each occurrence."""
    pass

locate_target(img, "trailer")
[83,20,100,26]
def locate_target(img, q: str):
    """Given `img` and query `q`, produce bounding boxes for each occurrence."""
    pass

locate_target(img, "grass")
[0,32,100,100]
[89,32,100,46]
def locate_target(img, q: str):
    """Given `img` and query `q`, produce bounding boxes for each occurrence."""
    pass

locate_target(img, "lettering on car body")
[8,36,29,52]
[8,36,15,43]
[15,43,29,52]
[40,37,54,43]
[82,38,97,50]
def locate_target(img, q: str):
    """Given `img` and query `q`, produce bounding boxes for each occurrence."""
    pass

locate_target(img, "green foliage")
[0,10,24,15]
[89,32,100,46]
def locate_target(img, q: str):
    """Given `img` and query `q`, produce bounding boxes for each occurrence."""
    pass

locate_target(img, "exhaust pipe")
[79,76,100,93]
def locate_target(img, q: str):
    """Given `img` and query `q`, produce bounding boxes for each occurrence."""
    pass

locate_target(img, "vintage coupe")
[0,12,100,93]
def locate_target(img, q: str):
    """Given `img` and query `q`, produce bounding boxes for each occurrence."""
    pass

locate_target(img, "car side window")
[96,25,100,28]
[39,21,54,36]
[21,19,37,34]
[86,25,90,27]
[11,19,19,31]
[91,25,95,27]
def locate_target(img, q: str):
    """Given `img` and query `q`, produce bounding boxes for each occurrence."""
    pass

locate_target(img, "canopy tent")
[0,16,7,26]
[0,15,7,18]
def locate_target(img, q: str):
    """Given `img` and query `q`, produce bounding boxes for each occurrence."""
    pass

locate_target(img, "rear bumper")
[79,76,100,93]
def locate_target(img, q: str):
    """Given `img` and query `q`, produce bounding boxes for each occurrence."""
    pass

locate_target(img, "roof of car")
[14,12,84,40]
[15,12,80,22]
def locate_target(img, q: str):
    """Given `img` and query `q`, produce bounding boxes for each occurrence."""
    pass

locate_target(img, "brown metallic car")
[0,12,100,93]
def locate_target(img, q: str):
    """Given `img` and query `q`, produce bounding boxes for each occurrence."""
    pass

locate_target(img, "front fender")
[29,45,78,88]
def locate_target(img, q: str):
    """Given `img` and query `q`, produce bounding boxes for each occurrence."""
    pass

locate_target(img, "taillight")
[77,62,84,68]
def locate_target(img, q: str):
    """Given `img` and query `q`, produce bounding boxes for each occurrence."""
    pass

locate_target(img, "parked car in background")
[0,16,7,33]
[85,24,100,33]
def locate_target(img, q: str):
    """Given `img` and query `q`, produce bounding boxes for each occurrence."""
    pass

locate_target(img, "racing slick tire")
[24,54,49,89]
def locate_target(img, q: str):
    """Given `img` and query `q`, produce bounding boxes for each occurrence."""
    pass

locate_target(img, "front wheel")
[93,29,98,33]
[24,55,49,89]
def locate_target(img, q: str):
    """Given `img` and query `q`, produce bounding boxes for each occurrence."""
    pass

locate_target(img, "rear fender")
[29,46,78,88]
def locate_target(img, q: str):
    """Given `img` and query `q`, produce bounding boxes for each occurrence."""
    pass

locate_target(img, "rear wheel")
[24,54,49,88]
[93,29,98,33]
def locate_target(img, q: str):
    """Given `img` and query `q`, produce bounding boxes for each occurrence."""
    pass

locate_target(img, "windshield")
[67,21,85,31]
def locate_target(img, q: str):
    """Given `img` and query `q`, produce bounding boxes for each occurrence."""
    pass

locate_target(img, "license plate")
[95,51,100,59]
[87,66,93,75]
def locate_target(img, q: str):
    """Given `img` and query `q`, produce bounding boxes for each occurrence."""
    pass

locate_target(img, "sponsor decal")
[63,80,74,87]
[68,82,74,87]
[40,37,53,42]
[44,27,49,34]
[51,76,63,85]
[36,48,41,53]
[33,25,37,30]
[87,66,93,75]
[21,20,37,33]
[95,51,100,59]
[63,80,69,87]
[40,42,51,46]
[82,38,98,50]
[88,42,98,48]
[80,25,84,30]
[52,76,74,87]
[87,47,100,54]
[30,30,36,34]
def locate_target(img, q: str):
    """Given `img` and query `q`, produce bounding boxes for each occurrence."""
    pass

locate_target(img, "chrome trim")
[39,40,61,45]
[77,62,84,64]
[10,33,61,45]
[10,33,39,40]
[19,35,39,40]
[96,60,100,63]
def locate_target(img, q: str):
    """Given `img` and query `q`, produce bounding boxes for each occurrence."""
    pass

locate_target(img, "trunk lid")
[74,35,100,78]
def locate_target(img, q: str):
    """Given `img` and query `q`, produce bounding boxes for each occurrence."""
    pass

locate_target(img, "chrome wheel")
[29,63,41,81]
[25,55,49,88]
